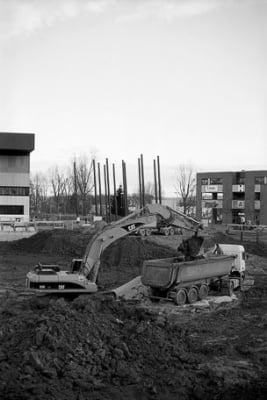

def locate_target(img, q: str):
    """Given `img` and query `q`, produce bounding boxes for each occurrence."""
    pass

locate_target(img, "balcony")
[202,200,223,209]
[232,200,245,209]
[201,185,223,193]
[232,184,245,192]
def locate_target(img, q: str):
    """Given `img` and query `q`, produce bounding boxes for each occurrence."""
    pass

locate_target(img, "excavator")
[26,204,203,295]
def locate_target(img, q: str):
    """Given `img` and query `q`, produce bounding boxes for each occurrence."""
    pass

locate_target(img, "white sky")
[0,0,266,196]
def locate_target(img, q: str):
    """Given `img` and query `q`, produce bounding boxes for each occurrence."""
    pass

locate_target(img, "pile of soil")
[99,236,177,288]
[1,294,266,400]
[0,230,178,289]
[6,230,92,257]
[1,228,267,399]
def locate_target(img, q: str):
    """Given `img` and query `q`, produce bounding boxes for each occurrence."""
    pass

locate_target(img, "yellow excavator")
[26,204,203,294]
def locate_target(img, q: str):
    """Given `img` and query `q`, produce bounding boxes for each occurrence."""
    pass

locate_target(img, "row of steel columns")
[74,155,162,221]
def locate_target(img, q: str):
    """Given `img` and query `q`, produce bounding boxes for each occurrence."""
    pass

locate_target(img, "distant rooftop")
[0,132,35,153]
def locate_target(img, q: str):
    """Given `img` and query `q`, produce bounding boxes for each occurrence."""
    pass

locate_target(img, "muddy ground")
[0,228,267,399]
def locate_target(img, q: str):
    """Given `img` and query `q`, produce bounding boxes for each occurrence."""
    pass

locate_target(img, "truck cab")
[216,244,246,278]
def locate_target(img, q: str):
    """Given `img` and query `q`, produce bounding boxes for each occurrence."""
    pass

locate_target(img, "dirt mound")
[99,237,177,288]
[1,229,267,399]
[1,295,266,400]
[4,229,93,257]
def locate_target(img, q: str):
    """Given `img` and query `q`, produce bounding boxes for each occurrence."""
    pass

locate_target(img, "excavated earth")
[0,228,267,400]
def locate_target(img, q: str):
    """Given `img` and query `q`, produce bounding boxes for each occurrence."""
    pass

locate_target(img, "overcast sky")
[0,0,266,196]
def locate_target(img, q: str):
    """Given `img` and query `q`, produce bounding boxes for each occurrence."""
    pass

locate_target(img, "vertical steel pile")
[92,159,98,216]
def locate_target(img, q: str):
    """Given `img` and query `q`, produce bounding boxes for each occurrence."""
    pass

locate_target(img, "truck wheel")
[187,287,198,304]
[145,229,151,236]
[174,289,187,306]
[229,280,235,295]
[198,284,208,300]
[169,228,175,236]
[163,229,169,236]
[139,228,146,236]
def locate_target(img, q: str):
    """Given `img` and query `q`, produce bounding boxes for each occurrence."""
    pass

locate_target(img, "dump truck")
[135,220,183,236]
[141,244,246,305]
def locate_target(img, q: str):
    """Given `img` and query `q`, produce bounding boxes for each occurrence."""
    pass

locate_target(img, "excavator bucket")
[187,236,205,258]
[178,236,217,259]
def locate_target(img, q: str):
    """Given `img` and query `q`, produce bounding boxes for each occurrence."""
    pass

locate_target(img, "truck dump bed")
[141,255,234,289]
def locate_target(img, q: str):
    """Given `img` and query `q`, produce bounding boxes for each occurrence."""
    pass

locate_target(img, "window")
[202,193,213,200]
[217,193,223,200]
[210,178,222,185]
[233,172,245,185]
[255,192,260,201]
[0,187,29,196]
[233,192,245,200]
[255,177,264,184]
[0,205,24,215]
[201,178,208,185]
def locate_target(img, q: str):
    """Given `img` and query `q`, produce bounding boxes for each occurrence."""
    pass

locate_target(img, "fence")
[225,224,267,244]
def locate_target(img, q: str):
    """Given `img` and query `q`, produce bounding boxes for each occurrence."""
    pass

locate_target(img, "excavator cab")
[70,259,83,273]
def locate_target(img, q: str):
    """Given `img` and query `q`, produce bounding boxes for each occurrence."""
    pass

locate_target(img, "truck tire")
[169,228,175,236]
[187,287,198,304]
[163,229,169,236]
[229,280,235,296]
[139,228,146,237]
[145,229,151,236]
[198,284,208,300]
[174,288,187,306]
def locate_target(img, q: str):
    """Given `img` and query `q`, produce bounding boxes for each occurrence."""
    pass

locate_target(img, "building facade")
[196,170,267,226]
[0,132,35,222]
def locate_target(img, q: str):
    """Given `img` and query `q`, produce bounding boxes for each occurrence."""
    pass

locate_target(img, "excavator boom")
[80,204,202,282]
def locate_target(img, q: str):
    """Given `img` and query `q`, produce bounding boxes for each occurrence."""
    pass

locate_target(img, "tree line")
[30,157,196,220]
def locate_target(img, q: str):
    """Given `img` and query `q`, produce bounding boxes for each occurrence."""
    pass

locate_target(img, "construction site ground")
[0,228,267,399]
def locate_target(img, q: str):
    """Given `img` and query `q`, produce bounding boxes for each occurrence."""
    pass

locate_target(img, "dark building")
[0,132,35,222]
[196,170,267,226]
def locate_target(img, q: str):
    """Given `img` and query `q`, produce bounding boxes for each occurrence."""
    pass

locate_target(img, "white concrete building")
[0,132,35,223]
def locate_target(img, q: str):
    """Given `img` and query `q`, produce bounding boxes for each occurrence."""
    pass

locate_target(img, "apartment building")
[196,170,267,226]
[0,132,35,222]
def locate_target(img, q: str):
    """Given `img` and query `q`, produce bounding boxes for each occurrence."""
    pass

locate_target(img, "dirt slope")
[0,229,267,399]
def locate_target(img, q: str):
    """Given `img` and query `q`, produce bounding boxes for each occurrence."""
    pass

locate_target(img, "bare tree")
[75,155,94,215]
[130,181,155,209]
[30,172,48,217]
[174,164,196,215]
[50,166,66,214]
[144,182,154,204]
[61,175,74,215]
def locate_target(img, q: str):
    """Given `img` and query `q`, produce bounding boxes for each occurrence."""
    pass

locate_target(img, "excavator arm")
[80,204,202,282]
